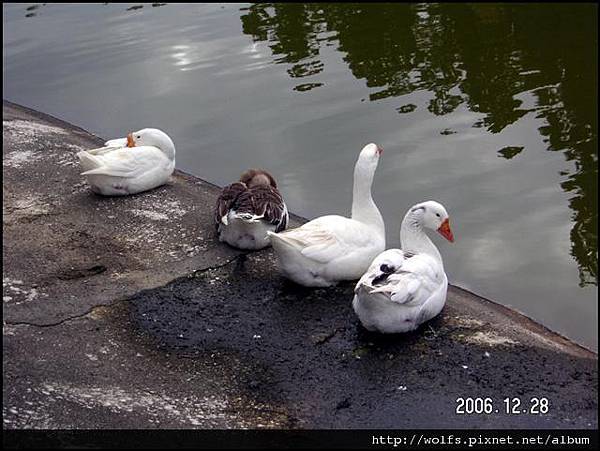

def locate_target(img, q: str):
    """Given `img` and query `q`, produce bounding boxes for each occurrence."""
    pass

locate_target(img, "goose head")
[355,143,383,175]
[239,168,278,188]
[408,201,454,242]
[127,128,176,160]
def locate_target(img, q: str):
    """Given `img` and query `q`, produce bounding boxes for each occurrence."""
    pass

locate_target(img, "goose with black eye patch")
[352,201,454,333]
[77,128,176,196]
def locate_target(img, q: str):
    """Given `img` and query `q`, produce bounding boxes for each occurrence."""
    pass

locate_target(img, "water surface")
[3,3,597,349]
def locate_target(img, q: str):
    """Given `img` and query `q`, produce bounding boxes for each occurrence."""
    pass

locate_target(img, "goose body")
[353,201,454,333]
[215,169,288,250]
[268,143,385,287]
[77,128,175,196]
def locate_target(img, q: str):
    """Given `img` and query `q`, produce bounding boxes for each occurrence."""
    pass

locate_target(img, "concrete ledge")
[3,100,251,326]
[3,100,597,429]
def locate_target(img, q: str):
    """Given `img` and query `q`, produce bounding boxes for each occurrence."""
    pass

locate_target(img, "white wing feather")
[357,250,442,306]
[80,145,166,178]
[277,215,376,264]
[104,137,128,147]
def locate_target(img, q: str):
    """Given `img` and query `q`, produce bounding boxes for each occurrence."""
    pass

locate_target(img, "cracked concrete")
[4,254,246,329]
[2,100,597,429]
[2,101,253,327]
[3,302,292,429]
[2,101,302,429]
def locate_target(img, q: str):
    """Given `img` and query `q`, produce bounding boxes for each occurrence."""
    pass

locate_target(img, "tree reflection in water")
[240,2,597,287]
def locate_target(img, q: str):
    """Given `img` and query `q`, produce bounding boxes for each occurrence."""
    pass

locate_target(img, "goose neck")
[161,142,176,161]
[351,163,384,234]
[400,212,442,263]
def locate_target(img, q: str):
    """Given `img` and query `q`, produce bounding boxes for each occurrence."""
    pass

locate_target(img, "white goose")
[352,201,454,333]
[77,128,175,196]
[267,143,385,287]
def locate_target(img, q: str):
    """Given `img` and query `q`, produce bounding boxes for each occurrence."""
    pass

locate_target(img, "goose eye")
[435,213,441,218]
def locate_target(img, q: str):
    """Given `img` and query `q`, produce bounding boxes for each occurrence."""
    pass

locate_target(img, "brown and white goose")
[214,169,288,250]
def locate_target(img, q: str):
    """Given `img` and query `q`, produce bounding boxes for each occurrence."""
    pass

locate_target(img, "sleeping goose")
[215,169,289,250]
[352,201,454,333]
[267,143,385,287]
[77,128,175,196]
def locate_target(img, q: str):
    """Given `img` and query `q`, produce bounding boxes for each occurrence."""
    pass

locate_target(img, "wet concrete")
[3,100,597,429]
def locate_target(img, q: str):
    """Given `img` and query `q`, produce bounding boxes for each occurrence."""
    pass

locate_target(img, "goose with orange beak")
[77,128,175,196]
[126,132,136,148]
[352,201,454,333]
[267,143,386,287]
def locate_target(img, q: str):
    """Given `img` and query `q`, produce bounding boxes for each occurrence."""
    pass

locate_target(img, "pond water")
[3,3,597,350]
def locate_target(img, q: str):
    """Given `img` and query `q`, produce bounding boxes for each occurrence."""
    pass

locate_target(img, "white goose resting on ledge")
[267,143,385,287]
[353,201,454,333]
[215,169,289,250]
[77,128,175,196]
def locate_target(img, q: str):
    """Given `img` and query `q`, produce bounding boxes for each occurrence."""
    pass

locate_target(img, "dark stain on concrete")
[126,251,597,428]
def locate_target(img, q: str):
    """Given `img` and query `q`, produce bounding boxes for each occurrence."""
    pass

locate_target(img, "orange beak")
[437,218,454,243]
[126,133,135,148]
[376,145,384,156]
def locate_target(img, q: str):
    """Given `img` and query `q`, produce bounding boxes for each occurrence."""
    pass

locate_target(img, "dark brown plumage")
[214,169,288,232]
[214,181,247,226]
[239,168,278,189]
